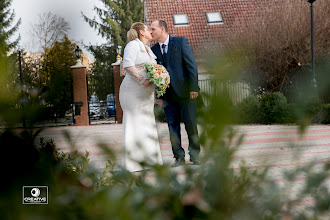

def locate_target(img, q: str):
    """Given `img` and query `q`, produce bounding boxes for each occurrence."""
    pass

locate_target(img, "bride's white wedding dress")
[119,39,163,172]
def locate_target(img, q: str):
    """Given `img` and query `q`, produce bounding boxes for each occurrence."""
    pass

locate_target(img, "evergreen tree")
[0,0,21,125]
[82,0,143,100]
[20,51,43,90]
[82,0,143,46]
[0,35,18,123]
[0,0,21,54]
[42,35,76,117]
[87,44,114,101]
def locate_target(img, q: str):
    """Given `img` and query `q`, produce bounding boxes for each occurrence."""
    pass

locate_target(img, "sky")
[11,0,107,58]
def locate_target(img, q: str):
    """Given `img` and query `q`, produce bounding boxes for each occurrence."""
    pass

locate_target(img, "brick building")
[144,0,285,60]
[143,0,287,102]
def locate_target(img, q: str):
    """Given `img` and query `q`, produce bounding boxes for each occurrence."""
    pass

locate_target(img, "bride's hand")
[142,79,152,87]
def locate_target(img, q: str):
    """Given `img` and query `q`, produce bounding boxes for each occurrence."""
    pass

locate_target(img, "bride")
[119,22,163,172]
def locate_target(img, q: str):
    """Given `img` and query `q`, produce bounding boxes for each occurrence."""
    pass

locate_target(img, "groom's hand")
[190,92,198,99]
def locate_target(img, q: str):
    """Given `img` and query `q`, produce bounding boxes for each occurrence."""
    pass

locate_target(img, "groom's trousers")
[163,90,200,160]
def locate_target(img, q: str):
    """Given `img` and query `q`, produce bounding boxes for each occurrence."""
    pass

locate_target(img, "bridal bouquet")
[144,63,170,98]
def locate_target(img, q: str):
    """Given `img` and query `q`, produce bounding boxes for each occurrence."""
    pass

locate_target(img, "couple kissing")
[119,20,200,172]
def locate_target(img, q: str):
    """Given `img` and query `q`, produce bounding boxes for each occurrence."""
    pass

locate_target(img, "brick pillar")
[112,56,124,123]
[71,60,89,126]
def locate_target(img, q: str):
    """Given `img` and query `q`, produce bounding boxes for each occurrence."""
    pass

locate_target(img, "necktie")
[162,44,167,68]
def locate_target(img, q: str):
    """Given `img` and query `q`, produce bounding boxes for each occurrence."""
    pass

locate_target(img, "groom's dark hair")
[157,20,168,33]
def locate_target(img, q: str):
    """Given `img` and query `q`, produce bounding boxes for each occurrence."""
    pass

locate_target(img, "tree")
[14,12,70,109]
[82,0,143,100]
[0,36,19,125]
[228,0,330,94]
[29,12,70,52]
[82,0,143,46]
[42,35,76,117]
[0,0,21,54]
[20,51,43,90]
[0,0,22,124]
[87,44,114,101]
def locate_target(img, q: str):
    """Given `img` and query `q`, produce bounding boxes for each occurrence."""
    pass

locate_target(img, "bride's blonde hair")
[127,22,145,43]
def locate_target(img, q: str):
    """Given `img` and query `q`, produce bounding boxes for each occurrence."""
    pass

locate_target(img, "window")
[206,12,223,24]
[173,14,189,26]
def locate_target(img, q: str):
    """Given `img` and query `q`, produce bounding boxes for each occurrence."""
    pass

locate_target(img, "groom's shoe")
[190,158,200,165]
[171,158,185,167]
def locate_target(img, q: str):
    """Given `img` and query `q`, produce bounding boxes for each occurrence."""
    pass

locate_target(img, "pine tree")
[0,0,21,54]
[82,0,143,47]
[82,0,143,101]
[87,44,114,101]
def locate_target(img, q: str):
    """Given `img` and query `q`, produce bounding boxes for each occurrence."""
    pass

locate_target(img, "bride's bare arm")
[124,66,148,85]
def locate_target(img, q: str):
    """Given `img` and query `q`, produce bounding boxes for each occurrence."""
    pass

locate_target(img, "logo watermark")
[23,186,48,204]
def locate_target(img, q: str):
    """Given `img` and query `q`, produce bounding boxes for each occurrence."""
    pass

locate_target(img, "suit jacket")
[151,35,199,99]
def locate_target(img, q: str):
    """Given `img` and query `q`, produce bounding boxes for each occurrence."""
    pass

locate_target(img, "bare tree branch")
[226,0,330,92]
[29,12,70,52]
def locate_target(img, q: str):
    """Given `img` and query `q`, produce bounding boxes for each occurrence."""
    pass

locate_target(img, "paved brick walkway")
[38,123,330,170]
[38,123,330,211]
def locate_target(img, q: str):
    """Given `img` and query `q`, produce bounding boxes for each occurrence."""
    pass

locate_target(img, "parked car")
[89,95,107,119]
[106,94,116,117]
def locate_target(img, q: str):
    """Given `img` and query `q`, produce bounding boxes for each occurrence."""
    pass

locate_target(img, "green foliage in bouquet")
[144,63,170,98]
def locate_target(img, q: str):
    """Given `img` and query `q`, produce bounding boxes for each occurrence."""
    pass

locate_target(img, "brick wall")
[72,66,89,126]
[113,64,124,123]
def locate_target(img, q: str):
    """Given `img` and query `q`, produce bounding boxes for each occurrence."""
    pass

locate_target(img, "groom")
[150,19,200,167]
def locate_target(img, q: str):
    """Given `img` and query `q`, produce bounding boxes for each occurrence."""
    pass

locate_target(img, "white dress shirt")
[159,35,169,54]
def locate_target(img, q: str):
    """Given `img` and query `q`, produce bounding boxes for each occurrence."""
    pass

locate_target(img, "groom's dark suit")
[151,35,200,161]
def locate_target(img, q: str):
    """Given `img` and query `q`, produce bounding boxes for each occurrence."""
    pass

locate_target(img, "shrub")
[236,95,260,124]
[286,103,298,124]
[322,104,330,124]
[235,93,330,125]
[308,99,326,124]
[154,104,166,122]
[292,98,330,125]
[2,90,330,220]
[258,92,289,124]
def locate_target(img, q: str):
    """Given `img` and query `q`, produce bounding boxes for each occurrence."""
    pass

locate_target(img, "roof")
[144,0,285,59]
